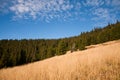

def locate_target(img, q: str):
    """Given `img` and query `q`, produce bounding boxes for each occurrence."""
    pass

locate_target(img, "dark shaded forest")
[0,21,120,69]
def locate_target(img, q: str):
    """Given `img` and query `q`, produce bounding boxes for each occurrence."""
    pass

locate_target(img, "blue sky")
[0,0,120,40]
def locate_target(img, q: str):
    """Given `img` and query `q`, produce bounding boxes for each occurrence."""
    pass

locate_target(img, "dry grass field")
[0,40,120,80]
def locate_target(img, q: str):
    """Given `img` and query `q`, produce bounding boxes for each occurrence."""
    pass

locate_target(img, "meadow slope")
[0,40,120,80]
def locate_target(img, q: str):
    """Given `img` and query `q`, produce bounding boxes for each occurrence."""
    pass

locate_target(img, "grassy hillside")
[0,40,120,80]
[0,21,120,68]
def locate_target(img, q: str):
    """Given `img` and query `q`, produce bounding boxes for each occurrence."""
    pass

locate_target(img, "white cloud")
[82,0,104,7]
[0,0,119,23]
[112,0,120,11]
[104,0,111,5]
[112,0,120,6]
[79,0,119,24]
[91,7,117,27]
[10,4,29,13]
[9,0,76,21]
[93,8,109,19]
[0,0,13,13]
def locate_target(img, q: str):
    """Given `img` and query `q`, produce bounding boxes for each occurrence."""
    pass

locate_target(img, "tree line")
[0,21,120,69]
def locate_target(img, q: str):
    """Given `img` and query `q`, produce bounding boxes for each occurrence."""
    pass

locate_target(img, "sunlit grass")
[0,40,120,80]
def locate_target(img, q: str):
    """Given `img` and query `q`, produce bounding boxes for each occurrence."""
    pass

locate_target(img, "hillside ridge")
[0,21,120,69]
[0,40,120,80]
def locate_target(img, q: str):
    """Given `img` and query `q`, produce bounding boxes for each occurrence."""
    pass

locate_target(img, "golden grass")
[0,40,120,80]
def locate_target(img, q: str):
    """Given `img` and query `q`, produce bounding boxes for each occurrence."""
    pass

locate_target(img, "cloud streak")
[9,0,76,21]
[0,0,13,13]
[82,0,104,7]
[0,0,120,23]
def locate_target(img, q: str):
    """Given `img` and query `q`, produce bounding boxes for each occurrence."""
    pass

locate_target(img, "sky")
[0,0,120,40]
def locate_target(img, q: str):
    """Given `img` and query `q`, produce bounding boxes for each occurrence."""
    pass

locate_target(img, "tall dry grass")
[0,40,120,80]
